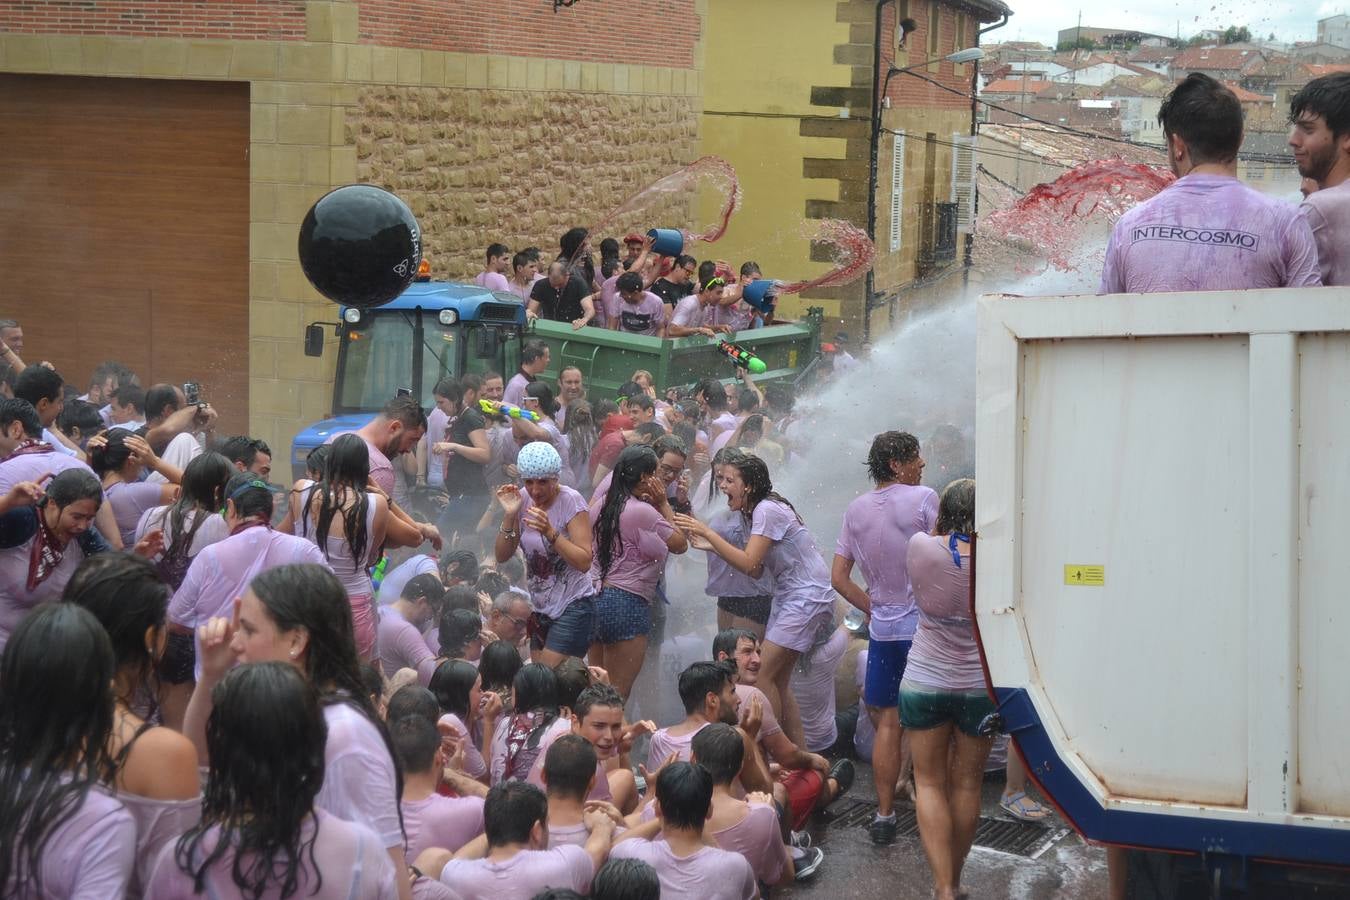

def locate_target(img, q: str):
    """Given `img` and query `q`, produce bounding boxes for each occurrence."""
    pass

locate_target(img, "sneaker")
[790,830,812,850]
[869,813,898,846]
[794,846,825,880]
[828,758,855,799]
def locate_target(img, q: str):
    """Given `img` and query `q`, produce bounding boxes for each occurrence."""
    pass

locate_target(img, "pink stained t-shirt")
[317,701,404,850]
[0,448,93,495]
[0,530,88,652]
[1301,179,1350,286]
[646,721,709,767]
[614,292,667,336]
[750,499,835,610]
[503,372,533,407]
[168,526,331,680]
[903,532,984,691]
[5,784,136,898]
[378,602,438,684]
[705,511,773,598]
[834,482,939,641]
[598,274,622,326]
[105,480,166,548]
[402,792,486,860]
[734,683,781,742]
[326,431,397,497]
[711,801,787,886]
[440,844,594,899]
[608,839,758,900]
[146,808,398,900]
[475,271,511,292]
[517,485,596,619]
[670,295,709,330]
[438,712,488,780]
[1100,173,1321,294]
[119,791,203,899]
[587,493,674,602]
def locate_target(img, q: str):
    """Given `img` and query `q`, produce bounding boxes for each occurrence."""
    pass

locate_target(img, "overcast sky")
[1000,0,1328,47]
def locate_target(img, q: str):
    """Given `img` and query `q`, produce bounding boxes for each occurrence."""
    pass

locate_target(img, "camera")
[183,382,209,419]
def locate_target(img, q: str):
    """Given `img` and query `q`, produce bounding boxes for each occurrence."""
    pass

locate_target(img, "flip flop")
[1000,790,1049,821]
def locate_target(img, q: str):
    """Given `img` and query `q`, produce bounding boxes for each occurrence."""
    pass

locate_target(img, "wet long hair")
[304,434,371,567]
[726,453,801,524]
[561,400,597,478]
[160,451,232,572]
[707,446,747,505]
[175,662,327,900]
[428,658,479,721]
[479,639,523,699]
[0,604,117,894]
[224,471,274,523]
[594,445,658,579]
[247,564,404,832]
[511,663,560,746]
[525,381,560,417]
[934,478,975,536]
[62,553,170,719]
[438,608,483,660]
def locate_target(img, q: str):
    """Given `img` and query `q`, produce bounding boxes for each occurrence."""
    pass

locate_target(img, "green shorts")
[898,679,996,737]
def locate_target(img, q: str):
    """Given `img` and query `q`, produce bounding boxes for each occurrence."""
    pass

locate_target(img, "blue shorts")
[592,585,652,644]
[863,638,912,709]
[529,596,596,658]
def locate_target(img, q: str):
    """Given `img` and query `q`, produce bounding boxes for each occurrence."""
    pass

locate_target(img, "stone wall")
[351,86,700,280]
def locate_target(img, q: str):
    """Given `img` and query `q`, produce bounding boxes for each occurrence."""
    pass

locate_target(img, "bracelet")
[500,526,520,540]
[547,530,561,545]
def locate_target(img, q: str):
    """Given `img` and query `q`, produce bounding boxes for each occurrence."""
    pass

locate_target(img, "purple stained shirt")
[670,295,708,330]
[710,295,754,332]
[704,510,774,598]
[4,784,136,898]
[587,493,674,602]
[105,480,166,547]
[835,483,939,641]
[503,372,533,407]
[1100,174,1322,294]
[318,701,404,850]
[378,602,438,684]
[598,274,622,326]
[734,683,781,741]
[750,499,834,609]
[711,801,787,886]
[146,808,398,899]
[439,712,488,780]
[427,407,451,489]
[1301,180,1350,286]
[168,526,330,678]
[0,532,88,653]
[903,532,984,691]
[440,844,594,899]
[790,625,848,753]
[298,493,380,598]
[326,432,396,497]
[615,291,667,336]
[402,792,485,861]
[378,553,438,604]
[475,270,511,292]
[120,791,202,899]
[517,485,596,618]
[0,449,93,495]
[608,839,758,900]
[646,722,708,766]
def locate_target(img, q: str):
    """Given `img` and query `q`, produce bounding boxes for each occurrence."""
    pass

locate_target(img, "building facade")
[0,1,704,455]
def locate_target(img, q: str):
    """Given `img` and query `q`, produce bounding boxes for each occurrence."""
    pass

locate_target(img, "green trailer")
[527,307,826,398]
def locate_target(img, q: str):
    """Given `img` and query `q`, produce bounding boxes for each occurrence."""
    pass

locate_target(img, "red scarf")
[27,510,66,591]
[5,439,54,462]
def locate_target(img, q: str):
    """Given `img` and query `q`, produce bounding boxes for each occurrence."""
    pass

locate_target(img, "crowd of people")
[3,67,1348,900]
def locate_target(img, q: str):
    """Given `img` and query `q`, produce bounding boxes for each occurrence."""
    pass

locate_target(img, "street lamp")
[881,46,986,102]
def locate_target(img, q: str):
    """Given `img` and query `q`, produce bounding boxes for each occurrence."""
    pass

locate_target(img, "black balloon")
[297,184,422,309]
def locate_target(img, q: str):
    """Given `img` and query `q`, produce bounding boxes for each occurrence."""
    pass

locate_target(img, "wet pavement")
[781,763,1109,900]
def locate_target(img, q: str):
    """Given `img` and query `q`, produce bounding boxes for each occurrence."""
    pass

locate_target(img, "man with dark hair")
[1101,73,1319,294]
[608,762,758,900]
[391,713,486,859]
[831,430,937,843]
[645,661,742,766]
[589,421,665,486]
[1291,72,1350,285]
[695,379,736,442]
[649,254,697,307]
[505,340,551,407]
[80,361,123,406]
[328,394,427,496]
[475,242,512,292]
[218,435,273,481]
[14,364,84,458]
[378,573,445,683]
[143,383,216,480]
[507,251,537,301]
[528,261,594,328]
[611,272,667,337]
[691,722,806,885]
[540,734,605,847]
[592,858,660,900]
[108,383,146,429]
[524,682,641,813]
[435,781,610,898]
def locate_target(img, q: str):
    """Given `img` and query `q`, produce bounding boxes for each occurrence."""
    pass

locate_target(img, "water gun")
[479,398,542,423]
[370,555,389,593]
[716,338,767,375]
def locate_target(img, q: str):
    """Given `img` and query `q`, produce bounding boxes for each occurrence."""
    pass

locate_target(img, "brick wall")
[0,0,307,40]
[881,2,974,112]
[357,0,699,68]
[351,85,699,280]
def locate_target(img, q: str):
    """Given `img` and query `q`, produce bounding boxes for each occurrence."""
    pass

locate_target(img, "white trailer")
[975,288,1350,894]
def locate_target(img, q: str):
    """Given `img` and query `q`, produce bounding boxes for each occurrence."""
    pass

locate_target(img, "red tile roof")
[1220,81,1272,103]
[1170,46,1264,72]
[982,78,1056,95]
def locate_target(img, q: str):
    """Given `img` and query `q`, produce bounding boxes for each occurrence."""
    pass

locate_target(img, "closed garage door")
[0,74,249,432]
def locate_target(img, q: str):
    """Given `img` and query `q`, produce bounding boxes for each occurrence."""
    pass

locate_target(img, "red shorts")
[778,767,825,830]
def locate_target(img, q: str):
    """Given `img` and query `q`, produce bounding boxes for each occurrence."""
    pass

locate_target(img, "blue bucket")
[742,279,777,313]
[646,228,685,257]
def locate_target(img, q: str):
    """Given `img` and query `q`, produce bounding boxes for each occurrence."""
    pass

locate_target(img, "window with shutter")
[950,133,976,230]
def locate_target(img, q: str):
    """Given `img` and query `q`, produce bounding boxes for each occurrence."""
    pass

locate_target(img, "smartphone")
[183,382,201,406]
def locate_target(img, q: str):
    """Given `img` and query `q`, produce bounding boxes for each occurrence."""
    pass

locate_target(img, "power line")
[878,126,1074,170]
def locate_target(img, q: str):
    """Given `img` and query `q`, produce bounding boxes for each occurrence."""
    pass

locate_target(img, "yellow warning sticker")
[1064,565,1105,586]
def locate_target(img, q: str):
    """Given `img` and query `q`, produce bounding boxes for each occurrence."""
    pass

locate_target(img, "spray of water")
[775,219,877,295]
[585,155,742,250]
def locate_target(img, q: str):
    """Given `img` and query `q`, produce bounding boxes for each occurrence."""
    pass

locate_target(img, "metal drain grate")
[822,799,1069,859]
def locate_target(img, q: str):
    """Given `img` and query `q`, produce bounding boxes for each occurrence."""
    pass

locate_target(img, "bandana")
[27,509,65,592]
[516,442,562,479]
[4,439,54,462]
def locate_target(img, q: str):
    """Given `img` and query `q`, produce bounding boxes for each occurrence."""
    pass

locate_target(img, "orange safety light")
[415,258,432,281]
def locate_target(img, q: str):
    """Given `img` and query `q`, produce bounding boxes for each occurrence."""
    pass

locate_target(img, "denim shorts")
[717,595,772,626]
[592,585,652,644]
[529,596,596,658]
[863,638,912,709]
[898,678,996,737]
